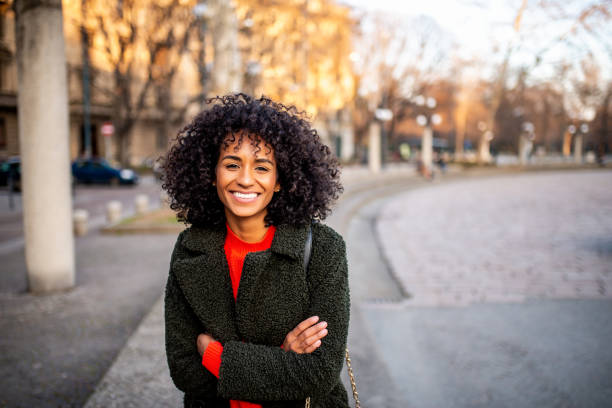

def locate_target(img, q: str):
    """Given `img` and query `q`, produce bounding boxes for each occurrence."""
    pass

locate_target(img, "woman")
[162,94,350,408]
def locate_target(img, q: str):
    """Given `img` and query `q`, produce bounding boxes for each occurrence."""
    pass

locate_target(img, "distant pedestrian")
[435,152,447,173]
[161,94,351,407]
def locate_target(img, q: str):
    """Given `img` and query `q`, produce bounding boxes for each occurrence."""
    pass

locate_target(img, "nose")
[237,166,254,187]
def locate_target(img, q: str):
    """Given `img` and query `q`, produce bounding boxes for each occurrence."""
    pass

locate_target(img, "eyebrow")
[220,155,274,165]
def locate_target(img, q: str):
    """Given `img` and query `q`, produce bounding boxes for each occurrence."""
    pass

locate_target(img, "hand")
[197,333,215,356]
[282,316,328,354]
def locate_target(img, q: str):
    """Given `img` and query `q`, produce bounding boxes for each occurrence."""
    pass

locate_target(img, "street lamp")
[414,95,441,177]
[426,97,436,109]
[476,121,494,164]
[574,122,588,164]
[519,121,535,166]
[368,107,393,173]
[431,113,442,126]
[565,122,588,163]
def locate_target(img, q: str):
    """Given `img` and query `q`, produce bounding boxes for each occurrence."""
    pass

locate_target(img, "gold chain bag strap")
[303,225,360,408]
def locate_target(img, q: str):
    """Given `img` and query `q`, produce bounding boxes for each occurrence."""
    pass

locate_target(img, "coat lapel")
[172,223,310,343]
[234,224,310,342]
[172,226,240,342]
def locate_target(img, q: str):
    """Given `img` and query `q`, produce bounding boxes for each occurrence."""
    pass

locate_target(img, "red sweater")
[202,224,276,408]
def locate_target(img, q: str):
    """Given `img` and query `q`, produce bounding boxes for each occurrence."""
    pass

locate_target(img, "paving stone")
[377,170,612,307]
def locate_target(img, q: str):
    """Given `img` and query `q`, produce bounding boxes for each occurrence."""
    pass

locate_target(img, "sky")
[340,0,521,53]
[338,0,611,82]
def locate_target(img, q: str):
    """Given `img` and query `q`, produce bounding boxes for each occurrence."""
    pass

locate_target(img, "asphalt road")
[0,176,162,254]
[369,170,612,408]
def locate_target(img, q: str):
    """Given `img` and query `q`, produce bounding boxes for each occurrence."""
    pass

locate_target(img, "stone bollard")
[135,194,149,215]
[107,200,122,224]
[585,151,596,164]
[73,209,89,236]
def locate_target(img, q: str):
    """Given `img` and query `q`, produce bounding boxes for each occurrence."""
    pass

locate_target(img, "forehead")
[221,133,274,158]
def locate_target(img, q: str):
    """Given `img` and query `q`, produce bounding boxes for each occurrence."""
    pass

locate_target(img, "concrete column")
[339,108,354,162]
[15,0,75,292]
[421,126,433,173]
[478,137,492,164]
[573,134,583,164]
[209,0,242,95]
[519,135,533,166]
[519,135,527,165]
[340,125,354,162]
[368,121,381,173]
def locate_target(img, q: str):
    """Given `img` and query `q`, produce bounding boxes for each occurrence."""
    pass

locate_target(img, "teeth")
[233,192,257,199]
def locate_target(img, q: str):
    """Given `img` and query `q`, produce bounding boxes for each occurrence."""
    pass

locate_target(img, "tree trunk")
[209,0,242,96]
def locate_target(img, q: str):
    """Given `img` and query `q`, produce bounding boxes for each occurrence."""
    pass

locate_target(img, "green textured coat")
[164,222,350,408]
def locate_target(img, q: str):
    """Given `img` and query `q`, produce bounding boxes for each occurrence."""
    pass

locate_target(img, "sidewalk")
[0,164,420,408]
[84,164,423,407]
[4,164,606,407]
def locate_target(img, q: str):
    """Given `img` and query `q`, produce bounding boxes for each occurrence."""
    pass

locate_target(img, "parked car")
[0,156,21,191]
[72,158,138,185]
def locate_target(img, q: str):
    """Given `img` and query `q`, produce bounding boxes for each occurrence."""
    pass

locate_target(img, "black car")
[0,157,21,191]
[71,158,138,185]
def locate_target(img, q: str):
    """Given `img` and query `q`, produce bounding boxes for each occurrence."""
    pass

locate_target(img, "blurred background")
[0,0,611,168]
[0,0,611,407]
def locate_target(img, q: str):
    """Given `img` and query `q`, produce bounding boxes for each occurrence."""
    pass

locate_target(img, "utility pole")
[15,0,75,292]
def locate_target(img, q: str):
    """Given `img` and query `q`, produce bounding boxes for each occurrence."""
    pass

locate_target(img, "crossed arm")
[165,236,349,401]
[197,315,329,358]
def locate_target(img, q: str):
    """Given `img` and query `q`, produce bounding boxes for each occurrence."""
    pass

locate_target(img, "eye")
[225,163,239,169]
[255,166,270,172]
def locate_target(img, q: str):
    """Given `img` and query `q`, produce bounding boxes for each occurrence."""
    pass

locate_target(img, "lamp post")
[415,95,441,176]
[368,108,393,173]
[519,121,535,165]
[574,123,588,164]
[477,121,494,163]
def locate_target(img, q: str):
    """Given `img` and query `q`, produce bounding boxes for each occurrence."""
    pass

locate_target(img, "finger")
[300,328,328,349]
[296,321,327,342]
[294,316,319,334]
[287,316,320,345]
[303,339,322,354]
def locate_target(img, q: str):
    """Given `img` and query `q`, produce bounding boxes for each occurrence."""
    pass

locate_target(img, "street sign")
[101,122,114,137]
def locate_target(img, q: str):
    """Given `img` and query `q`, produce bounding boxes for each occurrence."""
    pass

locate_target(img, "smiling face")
[215,134,280,229]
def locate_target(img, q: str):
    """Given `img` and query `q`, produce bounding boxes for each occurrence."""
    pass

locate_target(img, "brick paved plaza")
[367,170,612,408]
[377,170,612,306]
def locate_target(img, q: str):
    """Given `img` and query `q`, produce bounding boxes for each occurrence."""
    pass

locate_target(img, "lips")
[231,191,259,202]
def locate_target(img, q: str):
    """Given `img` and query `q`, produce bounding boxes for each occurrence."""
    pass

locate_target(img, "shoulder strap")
[303,225,313,272]
[302,222,361,408]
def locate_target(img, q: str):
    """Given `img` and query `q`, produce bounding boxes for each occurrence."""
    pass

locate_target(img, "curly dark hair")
[161,93,343,227]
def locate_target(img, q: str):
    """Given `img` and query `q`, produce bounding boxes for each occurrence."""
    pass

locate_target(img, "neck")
[225,211,269,243]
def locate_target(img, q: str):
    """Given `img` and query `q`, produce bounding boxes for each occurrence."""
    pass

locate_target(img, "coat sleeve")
[217,233,350,401]
[164,233,218,396]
